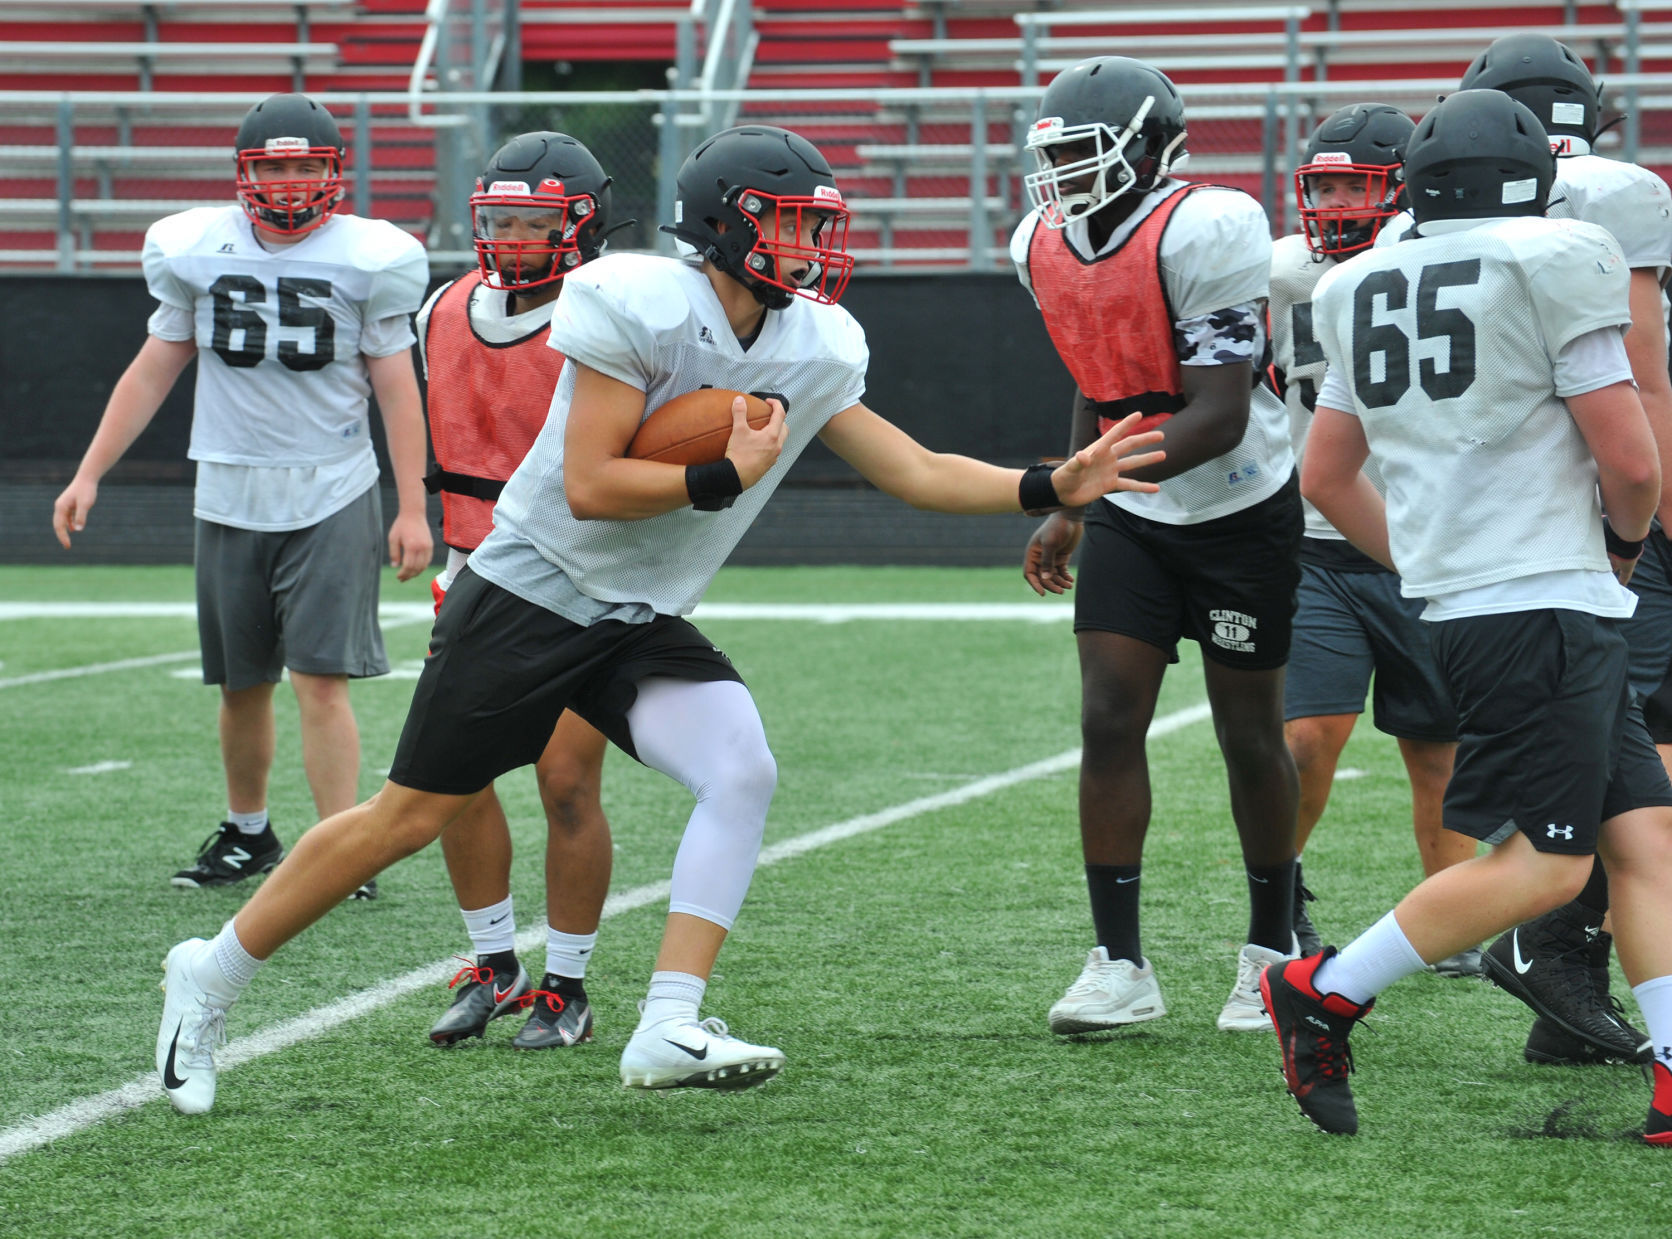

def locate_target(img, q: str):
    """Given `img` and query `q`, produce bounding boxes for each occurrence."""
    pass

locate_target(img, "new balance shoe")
[619,1013,784,1090]
[1261,949,1373,1136]
[1218,941,1294,1032]
[1293,863,1323,957]
[1431,947,1486,979]
[157,939,229,1115]
[1648,1061,1672,1146]
[171,822,283,888]
[1048,947,1166,1034]
[512,976,594,1049]
[428,953,530,1047]
[1483,907,1650,1061]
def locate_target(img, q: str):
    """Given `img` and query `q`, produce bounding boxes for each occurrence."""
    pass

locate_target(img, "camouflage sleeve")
[1174,300,1267,367]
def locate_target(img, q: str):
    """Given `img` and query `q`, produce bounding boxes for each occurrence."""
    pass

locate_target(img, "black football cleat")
[1483,907,1651,1063]
[512,975,595,1049]
[351,878,378,901]
[1261,949,1373,1136]
[429,954,530,1046]
[1293,862,1323,958]
[171,822,284,888]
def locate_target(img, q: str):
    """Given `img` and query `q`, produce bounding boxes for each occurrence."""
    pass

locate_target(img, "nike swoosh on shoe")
[1512,930,1534,974]
[664,1038,708,1060]
[163,1022,189,1090]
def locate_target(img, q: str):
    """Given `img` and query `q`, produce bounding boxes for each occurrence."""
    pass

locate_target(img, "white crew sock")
[460,896,516,958]
[1632,974,1672,1065]
[1313,910,1427,1005]
[227,808,269,836]
[194,921,264,1004]
[638,971,706,1029]
[545,926,597,980]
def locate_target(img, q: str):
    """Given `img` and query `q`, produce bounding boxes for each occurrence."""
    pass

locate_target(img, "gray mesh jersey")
[1379,154,1672,271]
[1269,232,1387,541]
[143,205,427,469]
[474,252,869,617]
[1011,183,1294,525]
[1312,216,1631,596]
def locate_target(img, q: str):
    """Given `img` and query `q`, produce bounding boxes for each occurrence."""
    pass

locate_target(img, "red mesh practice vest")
[1028,182,1207,435]
[424,271,567,551]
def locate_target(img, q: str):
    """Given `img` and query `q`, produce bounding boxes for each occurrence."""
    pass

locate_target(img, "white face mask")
[1023,97,1188,227]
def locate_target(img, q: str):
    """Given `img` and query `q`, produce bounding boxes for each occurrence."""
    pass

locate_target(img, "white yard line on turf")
[0,700,1212,1163]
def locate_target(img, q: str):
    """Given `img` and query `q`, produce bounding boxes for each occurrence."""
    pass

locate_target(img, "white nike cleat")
[157,939,229,1115]
[1048,947,1166,1034]
[1217,941,1295,1031]
[619,1014,785,1091]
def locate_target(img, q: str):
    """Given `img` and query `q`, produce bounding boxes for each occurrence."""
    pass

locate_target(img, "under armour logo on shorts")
[1546,823,1574,840]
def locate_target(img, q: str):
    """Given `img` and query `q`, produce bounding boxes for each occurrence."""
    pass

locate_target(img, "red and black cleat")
[1260,948,1373,1136]
[1648,1060,1672,1146]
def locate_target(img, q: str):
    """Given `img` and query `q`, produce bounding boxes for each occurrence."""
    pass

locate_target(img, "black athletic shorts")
[387,566,744,795]
[1622,527,1672,743]
[1431,608,1672,855]
[1074,472,1302,670]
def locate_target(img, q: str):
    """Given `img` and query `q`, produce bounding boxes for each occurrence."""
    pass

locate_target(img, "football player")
[1268,89,1672,1142]
[51,93,431,900]
[1380,34,1672,1068]
[417,132,619,1051]
[1015,56,1303,1035]
[152,122,1166,1113]
[1271,103,1471,972]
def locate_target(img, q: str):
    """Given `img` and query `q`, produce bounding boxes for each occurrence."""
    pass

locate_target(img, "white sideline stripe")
[0,700,1213,1163]
[64,760,132,775]
[0,601,1076,624]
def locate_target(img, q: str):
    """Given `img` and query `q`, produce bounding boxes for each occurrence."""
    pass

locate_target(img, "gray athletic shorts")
[1284,560,1458,742]
[195,485,389,692]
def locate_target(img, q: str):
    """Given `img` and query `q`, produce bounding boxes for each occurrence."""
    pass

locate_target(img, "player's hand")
[1049,412,1165,508]
[1609,550,1641,587]
[388,510,434,583]
[1023,512,1084,596]
[52,476,98,549]
[725,395,787,489]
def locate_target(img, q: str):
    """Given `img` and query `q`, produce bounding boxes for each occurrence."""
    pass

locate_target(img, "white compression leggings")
[625,676,778,930]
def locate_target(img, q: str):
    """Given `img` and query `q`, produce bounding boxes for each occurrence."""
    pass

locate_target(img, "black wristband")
[1019,463,1062,515]
[1603,518,1646,559]
[686,459,742,511]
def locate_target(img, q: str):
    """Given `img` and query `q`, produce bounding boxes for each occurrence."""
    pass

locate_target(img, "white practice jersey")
[1313,216,1631,596]
[1378,154,1672,272]
[1011,183,1294,524]
[1269,232,1387,542]
[415,277,555,376]
[471,252,869,618]
[143,205,427,528]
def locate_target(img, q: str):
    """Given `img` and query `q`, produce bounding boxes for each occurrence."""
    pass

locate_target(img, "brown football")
[626,388,774,466]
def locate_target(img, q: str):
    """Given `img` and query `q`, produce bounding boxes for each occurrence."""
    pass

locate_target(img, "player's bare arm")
[817,402,1163,515]
[1023,390,1101,596]
[563,362,786,521]
[366,350,435,581]
[1298,402,1394,570]
[1567,380,1661,565]
[1623,269,1672,527]
[1119,362,1255,484]
[52,334,197,547]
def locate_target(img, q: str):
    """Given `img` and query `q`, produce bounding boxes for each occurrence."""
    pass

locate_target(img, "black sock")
[1246,859,1297,953]
[546,972,588,998]
[1085,863,1142,963]
[478,950,520,982]
[1572,857,1609,919]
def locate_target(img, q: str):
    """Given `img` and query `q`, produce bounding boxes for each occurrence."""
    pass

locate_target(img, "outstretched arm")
[52,335,196,548]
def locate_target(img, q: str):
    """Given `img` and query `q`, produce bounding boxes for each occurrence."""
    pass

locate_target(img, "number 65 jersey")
[142,204,428,479]
[1311,215,1631,597]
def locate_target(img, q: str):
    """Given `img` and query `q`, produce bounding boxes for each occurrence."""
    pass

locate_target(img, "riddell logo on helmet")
[1310,152,1351,164]
[812,185,844,205]
[489,180,530,194]
[1034,116,1063,132]
[263,137,309,154]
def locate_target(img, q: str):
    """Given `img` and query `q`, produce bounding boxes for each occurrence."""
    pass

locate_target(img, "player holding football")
[1267,89,1672,1142]
[418,132,620,1051]
[1016,57,1303,1034]
[154,122,1166,1114]
[1377,34,1672,1067]
[1270,103,1470,972]
[52,93,431,900]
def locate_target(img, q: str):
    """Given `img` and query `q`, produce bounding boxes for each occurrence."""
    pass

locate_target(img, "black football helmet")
[1295,103,1414,258]
[471,131,612,291]
[1461,33,1600,156]
[1403,89,1555,226]
[234,93,345,235]
[661,124,854,310]
[1024,56,1189,227]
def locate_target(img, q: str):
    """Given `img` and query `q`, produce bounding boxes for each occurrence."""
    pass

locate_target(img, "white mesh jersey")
[1378,154,1672,271]
[1312,215,1631,596]
[473,252,869,617]
[143,205,428,474]
[1011,182,1294,524]
[1269,232,1387,541]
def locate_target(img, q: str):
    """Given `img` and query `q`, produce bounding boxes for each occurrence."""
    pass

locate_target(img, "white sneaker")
[1217,941,1295,1032]
[157,939,229,1115]
[1047,947,1166,1034]
[619,1014,785,1091]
